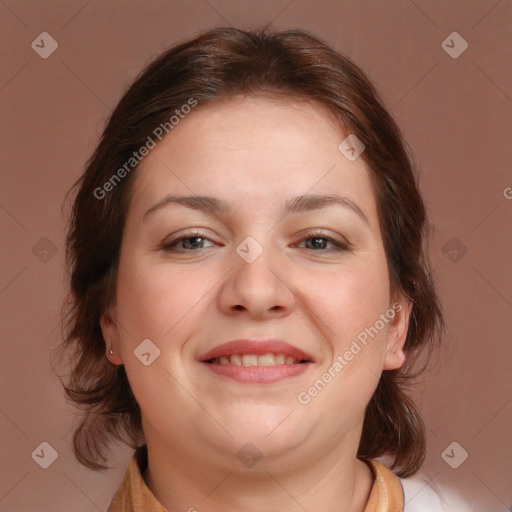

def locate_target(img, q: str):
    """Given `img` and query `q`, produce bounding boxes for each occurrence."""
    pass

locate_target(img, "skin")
[101,95,411,512]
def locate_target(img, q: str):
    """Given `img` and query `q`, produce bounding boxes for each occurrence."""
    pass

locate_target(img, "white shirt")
[401,475,474,511]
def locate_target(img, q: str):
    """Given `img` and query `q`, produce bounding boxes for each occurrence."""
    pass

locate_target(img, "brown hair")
[54,26,444,477]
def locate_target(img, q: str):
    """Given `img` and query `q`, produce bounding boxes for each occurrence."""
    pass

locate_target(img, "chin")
[217,408,308,455]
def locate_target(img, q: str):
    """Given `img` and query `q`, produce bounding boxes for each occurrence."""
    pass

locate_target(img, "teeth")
[231,354,242,366]
[275,354,285,364]
[210,353,301,366]
[258,353,275,366]
[242,354,258,366]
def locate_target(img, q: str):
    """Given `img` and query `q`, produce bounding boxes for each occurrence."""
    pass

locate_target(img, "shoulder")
[107,445,168,512]
[366,460,404,511]
[400,473,473,512]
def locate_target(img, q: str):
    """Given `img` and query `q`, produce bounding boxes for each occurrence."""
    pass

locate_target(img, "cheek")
[115,256,210,343]
[315,261,391,401]
[114,261,208,421]
[293,251,391,411]
[295,255,391,351]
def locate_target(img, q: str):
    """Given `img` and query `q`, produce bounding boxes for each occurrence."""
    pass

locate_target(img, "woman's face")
[103,95,410,468]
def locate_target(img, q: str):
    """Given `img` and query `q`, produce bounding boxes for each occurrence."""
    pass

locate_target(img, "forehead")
[129,95,377,224]
[152,95,346,155]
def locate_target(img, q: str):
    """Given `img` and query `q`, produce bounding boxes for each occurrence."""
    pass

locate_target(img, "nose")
[217,239,296,320]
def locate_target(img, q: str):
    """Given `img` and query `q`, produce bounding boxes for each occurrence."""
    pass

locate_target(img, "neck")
[142,428,374,512]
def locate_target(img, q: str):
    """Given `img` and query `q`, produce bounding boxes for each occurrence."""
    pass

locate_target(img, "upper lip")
[198,339,314,362]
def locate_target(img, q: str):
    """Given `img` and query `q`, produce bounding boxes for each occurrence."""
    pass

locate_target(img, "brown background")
[0,1,511,511]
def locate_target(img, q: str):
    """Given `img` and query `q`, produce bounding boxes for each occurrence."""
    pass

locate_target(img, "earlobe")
[100,310,124,365]
[383,297,412,371]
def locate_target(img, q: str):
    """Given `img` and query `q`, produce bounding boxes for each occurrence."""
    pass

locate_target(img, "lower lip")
[201,362,311,383]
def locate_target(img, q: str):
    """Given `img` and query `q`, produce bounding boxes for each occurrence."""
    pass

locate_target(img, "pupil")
[310,237,325,249]
[185,237,202,248]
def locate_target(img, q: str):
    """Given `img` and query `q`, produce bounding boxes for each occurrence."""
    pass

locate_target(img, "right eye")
[160,231,217,252]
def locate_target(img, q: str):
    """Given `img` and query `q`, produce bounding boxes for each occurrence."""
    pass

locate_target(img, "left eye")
[295,235,348,251]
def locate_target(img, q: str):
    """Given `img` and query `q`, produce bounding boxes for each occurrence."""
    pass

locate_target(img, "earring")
[109,349,114,355]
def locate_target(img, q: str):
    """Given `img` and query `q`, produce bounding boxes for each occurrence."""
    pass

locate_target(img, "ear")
[100,306,124,366]
[383,294,412,371]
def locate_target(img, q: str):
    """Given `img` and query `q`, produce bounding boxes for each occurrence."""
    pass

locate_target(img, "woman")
[59,27,447,511]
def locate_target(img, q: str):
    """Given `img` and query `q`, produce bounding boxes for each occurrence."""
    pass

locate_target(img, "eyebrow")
[143,193,370,225]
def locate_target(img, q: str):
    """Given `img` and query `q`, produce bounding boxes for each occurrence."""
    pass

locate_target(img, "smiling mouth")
[199,339,314,382]
[206,353,311,366]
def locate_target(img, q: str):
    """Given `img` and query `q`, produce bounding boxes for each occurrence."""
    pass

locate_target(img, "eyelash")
[160,230,350,253]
